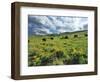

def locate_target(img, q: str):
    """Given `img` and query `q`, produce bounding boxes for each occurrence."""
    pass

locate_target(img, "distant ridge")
[60,30,87,34]
[29,30,87,36]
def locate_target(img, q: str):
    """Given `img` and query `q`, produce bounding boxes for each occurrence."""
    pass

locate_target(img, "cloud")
[28,15,88,35]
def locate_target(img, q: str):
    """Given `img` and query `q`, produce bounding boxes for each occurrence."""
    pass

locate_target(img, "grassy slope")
[28,31,88,66]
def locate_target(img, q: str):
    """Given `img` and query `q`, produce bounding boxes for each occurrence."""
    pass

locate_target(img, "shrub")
[28,51,39,66]
[71,54,80,64]
[40,56,50,65]
[53,51,64,59]
[66,48,87,64]
[71,54,87,64]
[78,55,87,64]
[28,51,37,57]
[28,61,34,66]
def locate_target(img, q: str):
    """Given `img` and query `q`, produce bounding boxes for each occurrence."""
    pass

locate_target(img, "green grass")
[28,31,88,66]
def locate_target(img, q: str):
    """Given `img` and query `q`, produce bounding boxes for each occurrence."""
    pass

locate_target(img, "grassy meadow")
[28,31,88,66]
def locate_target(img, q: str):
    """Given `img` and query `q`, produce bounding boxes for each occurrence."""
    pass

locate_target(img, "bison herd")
[41,34,88,42]
[28,34,88,43]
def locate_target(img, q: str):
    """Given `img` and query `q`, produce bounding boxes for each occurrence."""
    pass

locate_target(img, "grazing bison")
[65,36,68,39]
[84,34,88,37]
[28,40,30,43]
[74,35,78,38]
[50,37,54,40]
[42,38,46,41]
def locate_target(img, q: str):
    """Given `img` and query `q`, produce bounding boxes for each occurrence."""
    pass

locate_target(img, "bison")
[65,36,68,39]
[42,38,46,41]
[50,37,54,40]
[84,34,88,37]
[74,35,78,38]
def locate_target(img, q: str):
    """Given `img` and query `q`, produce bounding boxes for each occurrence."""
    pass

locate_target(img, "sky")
[28,15,88,35]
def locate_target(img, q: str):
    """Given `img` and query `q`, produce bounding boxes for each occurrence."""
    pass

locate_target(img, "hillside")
[28,30,88,66]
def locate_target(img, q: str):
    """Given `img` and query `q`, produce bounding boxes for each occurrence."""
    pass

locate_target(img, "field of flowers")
[28,31,88,66]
